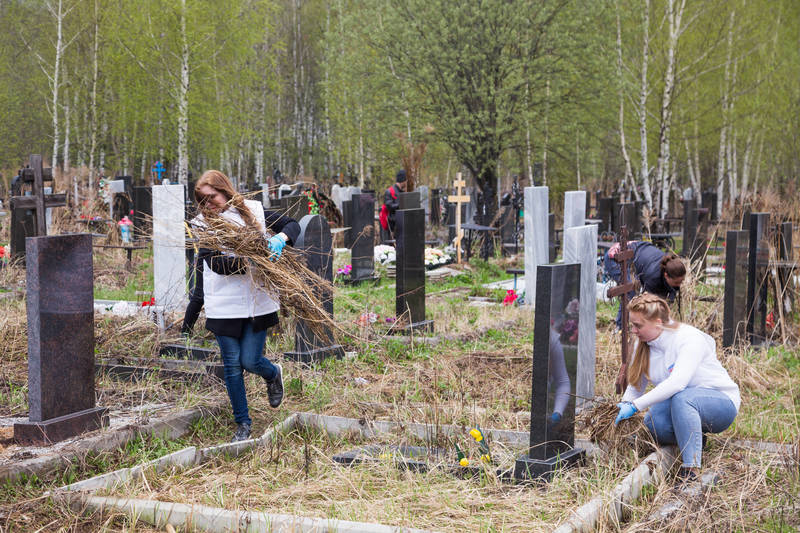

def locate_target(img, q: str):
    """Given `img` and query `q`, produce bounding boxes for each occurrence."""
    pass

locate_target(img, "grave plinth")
[14,234,108,445]
[514,263,585,481]
[285,214,344,363]
[349,193,377,283]
[722,230,750,348]
[394,208,433,333]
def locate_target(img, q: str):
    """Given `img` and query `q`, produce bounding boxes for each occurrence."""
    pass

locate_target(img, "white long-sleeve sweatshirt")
[622,322,741,412]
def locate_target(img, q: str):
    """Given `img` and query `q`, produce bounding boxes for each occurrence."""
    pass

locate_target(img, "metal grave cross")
[10,154,66,235]
[446,172,470,263]
[606,226,636,394]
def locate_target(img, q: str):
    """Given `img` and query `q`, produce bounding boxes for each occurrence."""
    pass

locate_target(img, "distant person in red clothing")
[379,169,407,236]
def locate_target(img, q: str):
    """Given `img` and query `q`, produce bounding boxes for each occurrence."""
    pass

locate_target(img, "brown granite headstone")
[14,233,108,445]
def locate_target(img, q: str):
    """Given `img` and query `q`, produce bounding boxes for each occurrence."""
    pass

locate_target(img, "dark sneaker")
[267,363,284,408]
[231,423,252,442]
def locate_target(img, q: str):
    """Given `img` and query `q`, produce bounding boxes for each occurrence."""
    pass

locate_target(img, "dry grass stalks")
[189,215,338,344]
[576,399,656,458]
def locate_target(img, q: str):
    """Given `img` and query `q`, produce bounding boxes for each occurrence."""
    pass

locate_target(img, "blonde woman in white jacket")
[615,293,740,481]
[194,170,300,442]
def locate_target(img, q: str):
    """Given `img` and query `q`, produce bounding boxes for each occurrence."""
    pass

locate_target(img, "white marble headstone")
[417,186,430,221]
[330,184,344,212]
[523,186,549,306]
[153,184,186,313]
[563,224,598,411]
[564,191,587,231]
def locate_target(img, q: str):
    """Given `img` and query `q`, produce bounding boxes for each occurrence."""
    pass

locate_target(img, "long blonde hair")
[627,293,679,386]
[195,170,258,228]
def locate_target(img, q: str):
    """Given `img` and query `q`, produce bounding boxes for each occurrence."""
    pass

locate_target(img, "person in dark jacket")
[381,169,407,235]
[604,240,686,328]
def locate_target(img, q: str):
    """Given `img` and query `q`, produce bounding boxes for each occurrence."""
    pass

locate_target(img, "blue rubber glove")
[267,234,287,261]
[549,412,562,424]
[614,401,638,425]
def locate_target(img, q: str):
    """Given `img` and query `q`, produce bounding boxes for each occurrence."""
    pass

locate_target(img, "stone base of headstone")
[97,358,224,382]
[387,319,434,335]
[284,344,345,365]
[512,447,585,482]
[14,406,109,445]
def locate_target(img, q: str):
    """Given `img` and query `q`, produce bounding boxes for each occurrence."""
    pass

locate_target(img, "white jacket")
[622,322,741,412]
[194,199,279,319]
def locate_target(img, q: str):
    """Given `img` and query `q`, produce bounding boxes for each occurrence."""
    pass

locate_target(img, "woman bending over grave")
[193,170,300,442]
[615,294,740,482]
[604,241,686,329]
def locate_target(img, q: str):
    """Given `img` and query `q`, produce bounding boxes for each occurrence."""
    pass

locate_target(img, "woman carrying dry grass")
[193,170,300,442]
[615,294,740,482]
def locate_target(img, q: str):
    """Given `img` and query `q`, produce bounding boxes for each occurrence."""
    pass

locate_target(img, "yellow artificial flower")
[480,454,491,463]
[469,428,483,442]
[459,458,470,467]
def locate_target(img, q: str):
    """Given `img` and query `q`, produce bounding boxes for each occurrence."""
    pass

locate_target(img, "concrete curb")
[553,446,678,533]
[0,405,222,484]
[294,412,596,455]
[196,413,299,463]
[58,494,433,533]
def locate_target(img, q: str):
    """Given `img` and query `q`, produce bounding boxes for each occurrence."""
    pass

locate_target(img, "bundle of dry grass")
[188,215,337,344]
[576,399,656,457]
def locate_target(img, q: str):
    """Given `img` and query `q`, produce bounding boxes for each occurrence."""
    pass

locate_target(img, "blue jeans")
[604,250,634,328]
[644,387,737,468]
[215,321,278,426]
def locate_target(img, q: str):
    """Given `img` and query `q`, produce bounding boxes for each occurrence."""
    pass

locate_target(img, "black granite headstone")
[280,194,308,223]
[597,196,614,234]
[682,198,698,258]
[350,193,376,283]
[514,262,584,481]
[133,186,152,239]
[548,212,557,262]
[702,189,718,221]
[10,203,36,261]
[395,208,433,333]
[746,213,770,346]
[617,202,640,237]
[398,191,421,210]
[776,221,794,313]
[14,234,108,444]
[722,230,750,348]
[284,214,344,363]
[430,188,442,226]
[342,199,354,248]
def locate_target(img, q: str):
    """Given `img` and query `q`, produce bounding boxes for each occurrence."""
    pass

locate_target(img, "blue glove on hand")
[614,401,638,425]
[267,234,287,261]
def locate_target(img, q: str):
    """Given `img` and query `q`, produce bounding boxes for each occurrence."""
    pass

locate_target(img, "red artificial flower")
[502,289,518,306]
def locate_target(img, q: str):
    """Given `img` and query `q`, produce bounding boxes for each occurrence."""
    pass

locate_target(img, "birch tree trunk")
[49,0,64,169]
[176,0,190,184]
[525,82,533,180]
[740,130,754,203]
[653,0,684,218]
[87,0,99,188]
[63,85,71,172]
[637,0,652,208]
[614,0,635,195]
[716,8,735,217]
[542,78,550,186]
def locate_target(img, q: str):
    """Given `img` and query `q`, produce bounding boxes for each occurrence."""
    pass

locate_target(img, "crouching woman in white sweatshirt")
[615,293,740,480]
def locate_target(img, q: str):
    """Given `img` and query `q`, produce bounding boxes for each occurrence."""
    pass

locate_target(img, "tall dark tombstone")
[682,198,698,258]
[133,186,153,239]
[515,262,584,481]
[702,189,718,222]
[634,200,646,231]
[430,188,442,226]
[617,202,640,237]
[746,213,770,346]
[776,221,794,314]
[597,196,614,234]
[394,208,433,333]
[10,205,36,262]
[350,193,376,282]
[548,212,557,262]
[285,215,344,363]
[111,178,133,221]
[398,191,421,210]
[14,234,108,444]
[280,194,308,223]
[722,230,750,348]
[341,199,354,248]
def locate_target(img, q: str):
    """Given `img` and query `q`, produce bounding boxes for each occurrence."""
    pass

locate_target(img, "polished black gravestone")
[349,193,377,283]
[14,234,108,444]
[285,214,344,363]
[681,198,704,260]
[133,186,152,239]
[280,194,308,223]
[722,230,750,348]
[776,221,794,313]
[341,199,354,248]
[430,188,442,225]
[393,208,433,333]
[702,189,718,222]
[746,213,770,346]
[597,196,615,234]
[617,202,640,237]
[398,191,421,210]
[548,212,557,262]
[514,262,585,481]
